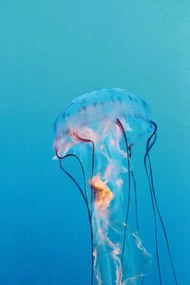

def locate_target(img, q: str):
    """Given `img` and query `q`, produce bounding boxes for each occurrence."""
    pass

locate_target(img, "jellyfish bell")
[53,88,178,285]
[54,88,153,150]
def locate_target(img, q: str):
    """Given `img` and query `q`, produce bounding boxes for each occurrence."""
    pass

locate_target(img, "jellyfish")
[53,88,178,285]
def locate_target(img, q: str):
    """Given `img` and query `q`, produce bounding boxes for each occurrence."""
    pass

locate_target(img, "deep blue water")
[0,1,189,285]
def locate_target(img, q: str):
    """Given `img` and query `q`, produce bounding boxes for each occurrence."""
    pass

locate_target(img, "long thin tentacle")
[144,121,178,285]
[144,149,162,285]
[56,152,94,285]
[116,118,131,285]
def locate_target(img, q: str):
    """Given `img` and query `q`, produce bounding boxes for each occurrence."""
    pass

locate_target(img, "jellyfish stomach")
[90,177,124,285]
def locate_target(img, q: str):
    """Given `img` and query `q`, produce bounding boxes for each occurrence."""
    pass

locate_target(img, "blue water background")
[0,1,189,284]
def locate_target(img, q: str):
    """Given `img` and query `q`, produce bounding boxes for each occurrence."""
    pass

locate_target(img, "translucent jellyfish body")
[53,88,178,285]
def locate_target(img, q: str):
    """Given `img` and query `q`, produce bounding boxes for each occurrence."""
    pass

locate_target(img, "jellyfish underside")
[53,88,178,285]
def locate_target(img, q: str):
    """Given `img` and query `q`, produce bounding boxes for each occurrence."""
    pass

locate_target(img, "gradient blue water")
[0,1,189,284]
